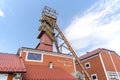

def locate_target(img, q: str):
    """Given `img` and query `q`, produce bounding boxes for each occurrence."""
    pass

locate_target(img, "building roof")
[0,52,26,73]
[79,48,116,60]
[79,48,102,60]
[23,65,76,80]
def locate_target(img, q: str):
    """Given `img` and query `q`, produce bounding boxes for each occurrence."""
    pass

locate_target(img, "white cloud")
[65,0,120,55]
[0,0,5,17]
[0,10,4,17]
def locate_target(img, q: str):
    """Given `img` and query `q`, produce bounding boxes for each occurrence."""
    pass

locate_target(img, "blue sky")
[0,0,120,56]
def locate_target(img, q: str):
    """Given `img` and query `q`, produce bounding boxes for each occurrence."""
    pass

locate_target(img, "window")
[107,71,120,80]
[85,62,90,69]
[0,74,8,80]
[13,73,21,80]
[49,62,53,69]
[26,52,42,62]
[91,74,98,80]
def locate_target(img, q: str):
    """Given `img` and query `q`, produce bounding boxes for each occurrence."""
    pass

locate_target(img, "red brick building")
[76,48,120,80]
[0,20,76,80]
[0,24,76,80]
[0,52,26,80]
[0,47,76,80]
[1,6,120,80]
[0,6,76,80]
[18,47,76,80]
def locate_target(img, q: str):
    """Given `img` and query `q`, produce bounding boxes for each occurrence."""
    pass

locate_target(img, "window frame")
[26,51,43,62]
[85,62,90,69]
[91,74,98,80]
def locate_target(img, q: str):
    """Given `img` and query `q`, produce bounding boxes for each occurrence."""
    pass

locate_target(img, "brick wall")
[76,54,106,80]
[21,51,75,73]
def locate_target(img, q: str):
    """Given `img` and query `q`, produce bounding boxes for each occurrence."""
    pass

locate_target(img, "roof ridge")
[79,48,103,60]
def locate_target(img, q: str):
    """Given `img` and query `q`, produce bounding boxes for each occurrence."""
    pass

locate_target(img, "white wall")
[0,74,8,80]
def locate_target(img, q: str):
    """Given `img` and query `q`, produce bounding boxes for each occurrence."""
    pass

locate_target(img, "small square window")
[85,62,90,69]
[49,62,53,69]
[91,74,98,80]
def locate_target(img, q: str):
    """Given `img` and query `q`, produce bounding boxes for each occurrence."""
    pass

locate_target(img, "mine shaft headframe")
[39,6,57,32]
[39,6,91,80]
[42,6,57,20]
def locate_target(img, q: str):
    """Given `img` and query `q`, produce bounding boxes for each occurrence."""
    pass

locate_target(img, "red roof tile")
[79,48,102,60]
[79,48,117,60]
[0,52,26,73]
[23,65,76,80]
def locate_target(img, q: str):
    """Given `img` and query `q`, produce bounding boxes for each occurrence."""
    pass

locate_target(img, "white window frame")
[91,74,98,80]
[85,62,90,69]
[26,51,43,62]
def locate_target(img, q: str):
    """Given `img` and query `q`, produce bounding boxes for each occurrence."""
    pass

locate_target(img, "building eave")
[19,47,74,58]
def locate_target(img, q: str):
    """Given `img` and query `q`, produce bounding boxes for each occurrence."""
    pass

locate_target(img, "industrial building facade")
[0,6,77,80]
[0,47,76,80]
[19,47,76,80]
[76,48,120,80]
[0,6,120,80]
